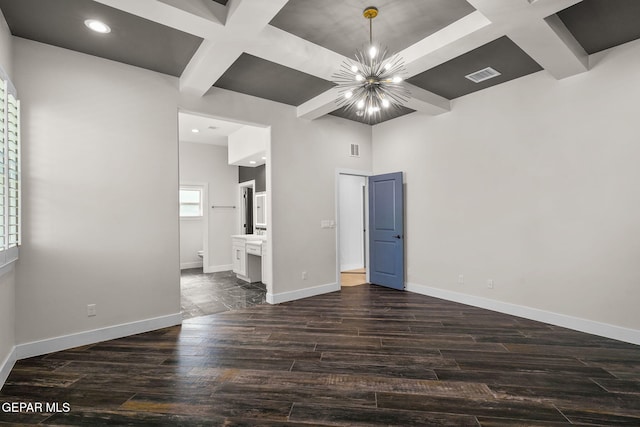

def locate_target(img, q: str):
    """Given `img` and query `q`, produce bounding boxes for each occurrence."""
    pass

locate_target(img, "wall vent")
[465,67,501,83]
[350,143,360,157]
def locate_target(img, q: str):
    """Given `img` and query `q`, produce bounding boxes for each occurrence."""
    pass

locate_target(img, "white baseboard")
[180,261,203,270]
[0,346,16,390]
[267,282,340,304]
[204,264,232,274]
[407,282,640,346]
[15,313,183,360]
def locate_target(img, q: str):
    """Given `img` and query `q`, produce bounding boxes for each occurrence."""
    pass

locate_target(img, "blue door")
[368,172,404,290]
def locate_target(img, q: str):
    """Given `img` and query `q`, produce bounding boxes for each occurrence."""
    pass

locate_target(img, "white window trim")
[0,65,20,271]
[179,185,204,220]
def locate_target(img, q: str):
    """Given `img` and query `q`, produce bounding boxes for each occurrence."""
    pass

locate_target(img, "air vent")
[465,67,501,83]
[208,126,218,130]
[350,144,360,157]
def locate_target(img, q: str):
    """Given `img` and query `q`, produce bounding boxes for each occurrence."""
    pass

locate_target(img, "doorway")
[238,180,255,235]
[337,171,370,287]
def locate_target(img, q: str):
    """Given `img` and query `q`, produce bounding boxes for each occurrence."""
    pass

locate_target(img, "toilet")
[197,250,204,259]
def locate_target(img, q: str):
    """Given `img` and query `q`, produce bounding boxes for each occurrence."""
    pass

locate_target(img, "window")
[0,68,20,268]
[179,187,203,218]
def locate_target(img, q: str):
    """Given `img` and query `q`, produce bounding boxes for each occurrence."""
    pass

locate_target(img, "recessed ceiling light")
[85,19,111,34]
[261,156,266,160]
[249,161,257,165]
[191,128,200,133]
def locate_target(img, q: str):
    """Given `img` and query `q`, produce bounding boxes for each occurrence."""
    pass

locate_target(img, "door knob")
[393,235,402,239]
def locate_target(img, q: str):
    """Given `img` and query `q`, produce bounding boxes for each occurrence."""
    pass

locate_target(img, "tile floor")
[180,268,266,319]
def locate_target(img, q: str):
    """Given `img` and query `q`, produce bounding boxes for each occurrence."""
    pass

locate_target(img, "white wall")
[14,38,181,347]
[0,9,15,387]
[180,89,372,301]
[228,125,268,165]
[179,141,237,272]
[339,174,366,272]
[372,38,640,340]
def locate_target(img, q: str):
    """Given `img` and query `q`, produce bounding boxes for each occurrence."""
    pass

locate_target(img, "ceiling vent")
[465,67,501,83]
[208,126,218,130]
[350,143,360,157]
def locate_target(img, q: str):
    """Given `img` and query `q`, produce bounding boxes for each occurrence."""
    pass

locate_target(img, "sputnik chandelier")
[333,6,410,120]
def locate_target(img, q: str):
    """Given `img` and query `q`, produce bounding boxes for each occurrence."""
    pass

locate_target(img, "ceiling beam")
[401,11,499,77]
[297,88,341,120]
[404,84,451,115]
[92,0,223,39]
[246,26,345,81]
[466,0,588,80]
[157,0,228,25]
[179,0,290,96]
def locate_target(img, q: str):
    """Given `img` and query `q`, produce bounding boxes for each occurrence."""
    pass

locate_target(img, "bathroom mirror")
[255,192,267,228]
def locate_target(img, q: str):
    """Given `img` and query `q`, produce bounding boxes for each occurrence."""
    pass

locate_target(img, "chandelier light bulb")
[345,91,353,99]
[357,99,365,109]
[385,63,392,71]
[392,76,403,83]
[355,74,364,82]
[351,65,359,73]
[382,99,390,108]
[369,46,378,58]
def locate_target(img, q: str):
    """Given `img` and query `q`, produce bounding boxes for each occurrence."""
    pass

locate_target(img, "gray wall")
[239,164,266,192]
[373,37,640,337]
[14,38,181,344]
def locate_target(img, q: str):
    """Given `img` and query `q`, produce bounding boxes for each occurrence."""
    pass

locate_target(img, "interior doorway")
[337,171,370,287]
[238,180,255,235]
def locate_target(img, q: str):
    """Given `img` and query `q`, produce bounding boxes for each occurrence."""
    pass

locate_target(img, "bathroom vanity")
[232,234,265,283]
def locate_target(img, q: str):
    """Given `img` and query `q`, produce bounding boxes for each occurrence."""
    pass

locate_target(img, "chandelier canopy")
[333,6,410,121]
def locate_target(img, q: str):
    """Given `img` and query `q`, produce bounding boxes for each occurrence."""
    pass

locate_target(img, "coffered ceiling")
[0,0,639,126]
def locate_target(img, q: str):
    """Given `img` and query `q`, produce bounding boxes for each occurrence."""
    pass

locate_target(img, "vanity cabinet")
[232,239,246,277]
[232,236,262,283]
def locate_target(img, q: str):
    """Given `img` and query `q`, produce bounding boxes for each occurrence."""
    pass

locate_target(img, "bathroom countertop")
[231,234,266,241]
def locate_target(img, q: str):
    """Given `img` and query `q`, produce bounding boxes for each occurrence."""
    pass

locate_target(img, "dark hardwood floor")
[2,285,640,426]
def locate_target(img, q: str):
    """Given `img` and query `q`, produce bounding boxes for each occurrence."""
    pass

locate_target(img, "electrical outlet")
[458,274,464,284]
[302,271,307,280]
[87,304,97,317]
[487,279,494,289]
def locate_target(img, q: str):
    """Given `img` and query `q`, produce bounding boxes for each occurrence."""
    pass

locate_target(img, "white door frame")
[335,168,372,286]
[179,182,208,270]
[238,180,256,235]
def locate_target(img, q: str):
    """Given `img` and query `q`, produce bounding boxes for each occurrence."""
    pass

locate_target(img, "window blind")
[0,71,20,266]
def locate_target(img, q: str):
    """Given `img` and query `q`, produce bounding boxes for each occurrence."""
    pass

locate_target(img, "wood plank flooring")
[340,268,367,287]
[2,284,640,426]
